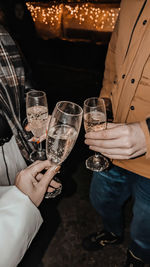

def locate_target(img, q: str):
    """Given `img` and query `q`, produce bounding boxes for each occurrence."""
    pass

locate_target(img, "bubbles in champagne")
[27,105,48,138]
[84,111,106,132]
[46,125,78,165]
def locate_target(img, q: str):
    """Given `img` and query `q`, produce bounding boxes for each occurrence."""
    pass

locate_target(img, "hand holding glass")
[83,97,109,172]
[45,101,83,198]
[26,90,48,162]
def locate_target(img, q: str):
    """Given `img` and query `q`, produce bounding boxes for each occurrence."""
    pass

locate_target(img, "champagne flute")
[26,90,48,162]
[45,100,83,198]
[83,97,109,172]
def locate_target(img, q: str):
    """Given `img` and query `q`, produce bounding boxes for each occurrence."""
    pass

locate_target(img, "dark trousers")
[90,164,150,263]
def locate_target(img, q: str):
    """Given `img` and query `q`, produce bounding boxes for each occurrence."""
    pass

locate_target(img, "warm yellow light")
[26,2,120,41]
[26,2,119,31]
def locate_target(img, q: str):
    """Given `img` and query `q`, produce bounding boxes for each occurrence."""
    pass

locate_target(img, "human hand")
[85,122,147,160]
[15,160,61,207]
[25,115,51,143]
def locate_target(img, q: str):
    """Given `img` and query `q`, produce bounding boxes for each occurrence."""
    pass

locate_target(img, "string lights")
[26,3,63,26]
[26,2,120,40]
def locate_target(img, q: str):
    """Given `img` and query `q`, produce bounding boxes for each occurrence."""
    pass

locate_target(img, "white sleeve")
[0,186,43,267]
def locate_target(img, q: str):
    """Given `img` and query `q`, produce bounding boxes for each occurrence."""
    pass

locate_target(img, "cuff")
[140,120,150,159]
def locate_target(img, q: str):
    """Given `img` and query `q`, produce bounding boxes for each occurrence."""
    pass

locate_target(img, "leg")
[90,165,132,236]
[129,174,150,264]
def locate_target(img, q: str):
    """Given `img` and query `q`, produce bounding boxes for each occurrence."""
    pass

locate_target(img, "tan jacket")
[100,0,150,178]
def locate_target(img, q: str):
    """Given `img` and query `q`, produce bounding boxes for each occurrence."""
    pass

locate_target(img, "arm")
[100,15,120,99]
[0,160,61,267]
[0,186,43,267]
[98,16,120,123]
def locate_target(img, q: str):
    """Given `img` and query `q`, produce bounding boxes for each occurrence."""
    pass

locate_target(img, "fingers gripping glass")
[26,90,48,162]
[45,101,83,198]
[83,97,109,172]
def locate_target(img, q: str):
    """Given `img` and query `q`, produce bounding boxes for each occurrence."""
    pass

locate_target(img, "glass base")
[86,154,109,172]
[30,149,46,162]
[45,177,62,199]
[45,186,62,199]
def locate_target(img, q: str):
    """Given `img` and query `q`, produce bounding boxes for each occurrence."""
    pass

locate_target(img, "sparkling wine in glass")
[45,100,83,198]
[26,90,48,162]
[84,97,109,172]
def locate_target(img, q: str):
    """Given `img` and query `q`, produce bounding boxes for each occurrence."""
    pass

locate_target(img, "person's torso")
[110,0,150,177]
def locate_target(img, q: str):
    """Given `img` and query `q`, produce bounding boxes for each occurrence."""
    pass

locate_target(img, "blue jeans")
[90,164,150,263]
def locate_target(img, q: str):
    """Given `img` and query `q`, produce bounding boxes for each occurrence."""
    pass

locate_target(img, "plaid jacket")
[0,24,35,161]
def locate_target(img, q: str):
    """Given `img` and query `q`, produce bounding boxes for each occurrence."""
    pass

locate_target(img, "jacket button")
[131,78,135,83]
[130,105,135,110]
[143,20,147,25]
[122,74,125,79]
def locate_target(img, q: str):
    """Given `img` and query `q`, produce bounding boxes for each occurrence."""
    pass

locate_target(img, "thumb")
[25,122,31,132]
[38,165,61,190]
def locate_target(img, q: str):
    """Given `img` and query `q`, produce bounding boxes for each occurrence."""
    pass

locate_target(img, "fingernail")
[54,165,61,172]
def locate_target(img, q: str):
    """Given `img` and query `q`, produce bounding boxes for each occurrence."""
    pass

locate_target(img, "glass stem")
[95,152,100,158]
[38,142,42,152]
